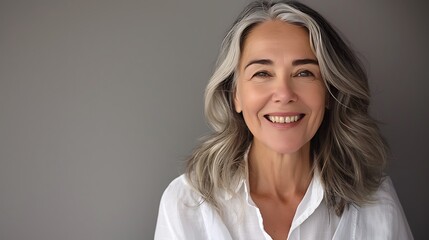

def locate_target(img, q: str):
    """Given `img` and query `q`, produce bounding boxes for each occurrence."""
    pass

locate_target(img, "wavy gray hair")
[186,0,387,215]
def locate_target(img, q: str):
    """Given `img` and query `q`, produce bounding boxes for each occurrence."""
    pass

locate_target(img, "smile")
[265,114,303,123]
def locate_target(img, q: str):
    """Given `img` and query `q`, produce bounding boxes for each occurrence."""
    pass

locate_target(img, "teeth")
[268,115,301,123]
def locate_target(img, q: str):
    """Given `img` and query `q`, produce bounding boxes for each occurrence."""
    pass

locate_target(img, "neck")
[248,141,312,199]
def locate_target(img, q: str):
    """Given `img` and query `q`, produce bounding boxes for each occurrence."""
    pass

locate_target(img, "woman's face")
[234,20,326,154]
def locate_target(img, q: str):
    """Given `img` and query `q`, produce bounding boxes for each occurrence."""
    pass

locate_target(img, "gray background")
[0,0,427,239]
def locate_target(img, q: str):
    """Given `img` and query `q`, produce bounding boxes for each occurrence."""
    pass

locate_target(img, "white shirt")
[155,173,413,240]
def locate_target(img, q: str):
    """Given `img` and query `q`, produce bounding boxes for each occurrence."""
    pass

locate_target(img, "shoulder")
[155,174,208,239]
[361,176,403,215]
[159,174,202,207]
[355,176,413,239]
[374,176,400,202]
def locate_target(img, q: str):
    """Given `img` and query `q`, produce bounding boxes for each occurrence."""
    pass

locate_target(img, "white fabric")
[155,172,413,240]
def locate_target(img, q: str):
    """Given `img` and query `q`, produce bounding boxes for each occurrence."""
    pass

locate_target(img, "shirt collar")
[290,169,324,231]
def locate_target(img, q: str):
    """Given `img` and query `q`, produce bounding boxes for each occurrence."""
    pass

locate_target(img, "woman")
[155,1,413,239]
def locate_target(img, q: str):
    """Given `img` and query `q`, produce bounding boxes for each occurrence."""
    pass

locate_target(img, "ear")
[233,88,242,113]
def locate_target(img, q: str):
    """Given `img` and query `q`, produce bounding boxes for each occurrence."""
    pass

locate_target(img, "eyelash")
[294,70,314,77]
[252,70,314,78]
[252,71,271,78]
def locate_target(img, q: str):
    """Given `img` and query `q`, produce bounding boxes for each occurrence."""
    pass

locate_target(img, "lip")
[263,112,305,128]
[264,112,303,117]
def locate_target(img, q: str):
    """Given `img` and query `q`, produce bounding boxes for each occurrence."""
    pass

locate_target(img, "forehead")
[240,20,314,62]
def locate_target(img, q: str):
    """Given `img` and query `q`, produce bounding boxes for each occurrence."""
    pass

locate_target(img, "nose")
[272,78,298,103]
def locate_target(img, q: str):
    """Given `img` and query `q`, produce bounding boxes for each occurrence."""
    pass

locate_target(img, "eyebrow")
[244,58,319,69]
[292,58,319,66]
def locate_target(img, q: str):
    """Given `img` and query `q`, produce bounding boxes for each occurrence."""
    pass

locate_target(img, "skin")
[234,20,326,239]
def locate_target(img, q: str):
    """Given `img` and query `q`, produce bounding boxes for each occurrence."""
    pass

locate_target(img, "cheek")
[236,86,270,129]
[239,89,269,116]
[312,95,326,112]
[306,84,326,108]
[240,96,261,124]
[308,89,327,124]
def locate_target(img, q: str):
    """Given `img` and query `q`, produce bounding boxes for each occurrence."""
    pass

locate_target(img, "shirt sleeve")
[356,177,414,240]
[154,175,207,240]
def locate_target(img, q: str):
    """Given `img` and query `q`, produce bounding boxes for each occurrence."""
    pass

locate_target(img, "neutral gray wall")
[0,0,427,239]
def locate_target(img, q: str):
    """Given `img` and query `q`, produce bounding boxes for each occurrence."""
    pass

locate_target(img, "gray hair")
[186,0,387,215]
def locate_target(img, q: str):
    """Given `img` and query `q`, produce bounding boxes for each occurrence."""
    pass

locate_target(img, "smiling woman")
[154,1,413,239]
[235,20,326,156]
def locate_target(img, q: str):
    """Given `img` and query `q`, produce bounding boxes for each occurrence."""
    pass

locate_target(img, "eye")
[252,71,271,78]
[295,70,314,77]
